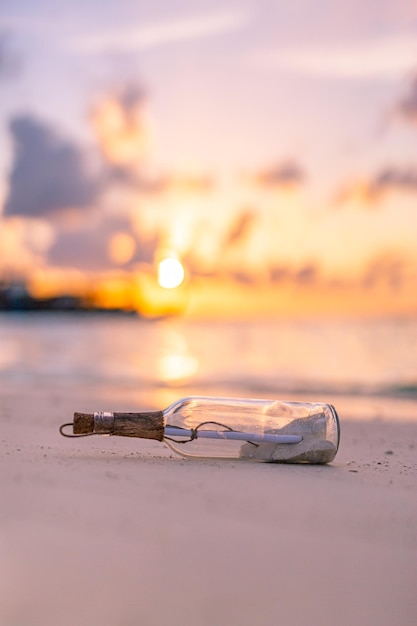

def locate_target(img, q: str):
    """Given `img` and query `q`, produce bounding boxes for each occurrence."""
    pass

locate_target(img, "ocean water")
[1,313,416,421]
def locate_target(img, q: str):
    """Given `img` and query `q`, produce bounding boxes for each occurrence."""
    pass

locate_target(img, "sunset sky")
[0,0,416,317]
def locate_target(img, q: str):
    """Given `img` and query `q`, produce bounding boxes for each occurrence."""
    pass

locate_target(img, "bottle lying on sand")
[62,395,340,464]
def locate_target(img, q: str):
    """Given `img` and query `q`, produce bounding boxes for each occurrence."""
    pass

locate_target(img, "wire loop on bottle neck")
[164,420,239,444]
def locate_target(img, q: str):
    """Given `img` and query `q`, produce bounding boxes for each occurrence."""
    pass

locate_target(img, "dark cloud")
[229,270,258,285]
[294,263,318,285]
[251,160,306,188]
[225,209,257,247]
[371,167,417,194]
[268,262,320,286]
[269,265,291,283]
[396,75,417,127]
[48,226,113,271]
[48,216,157,271]
[4,115,100,217]
[335,166,417,206]
[362,252,414,291]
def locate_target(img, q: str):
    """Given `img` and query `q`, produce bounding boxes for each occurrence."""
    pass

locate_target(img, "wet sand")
[1,384,416,626]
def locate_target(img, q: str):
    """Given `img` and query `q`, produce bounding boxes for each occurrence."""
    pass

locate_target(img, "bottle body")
[163,396,340,464]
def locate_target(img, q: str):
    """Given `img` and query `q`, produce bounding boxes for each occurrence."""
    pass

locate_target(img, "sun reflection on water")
[157,327,198,385]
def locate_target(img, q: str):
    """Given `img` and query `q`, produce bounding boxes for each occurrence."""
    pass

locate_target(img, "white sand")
[1,383,416,626]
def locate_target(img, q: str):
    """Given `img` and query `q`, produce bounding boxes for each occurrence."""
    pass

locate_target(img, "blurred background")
[1,0,417,317]
[0,0,416,418]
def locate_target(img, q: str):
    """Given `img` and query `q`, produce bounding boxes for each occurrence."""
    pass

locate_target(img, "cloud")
[74,9,250,54]
[294,263,319,285]
[268,265,291,283]
[224,209,257,247]
[268,263,320,286]
[0,216,54,275]
[362,251,415,291]
[335,166,417,206]
[396,75,417,126]
[91,86,149,168]
[254,33,417,80]
[228,269,259,285]
[267,254,416,293]
[48,215,157,271]
[4,115,99,218]
[250,161,306,188]
[108,168,214,195]
[372,168,417,193]
[93,84,215,192]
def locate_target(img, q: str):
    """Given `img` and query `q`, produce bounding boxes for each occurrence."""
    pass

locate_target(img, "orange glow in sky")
[0,1,416,318]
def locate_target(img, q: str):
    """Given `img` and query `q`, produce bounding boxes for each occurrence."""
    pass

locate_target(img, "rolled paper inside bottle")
[164,427,302,444]
[73,411,164,440]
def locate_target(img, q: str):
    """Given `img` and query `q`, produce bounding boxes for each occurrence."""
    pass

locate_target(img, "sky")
[0,0,416,317]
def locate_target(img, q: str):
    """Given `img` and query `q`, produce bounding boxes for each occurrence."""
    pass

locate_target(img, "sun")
[157,257,185,289]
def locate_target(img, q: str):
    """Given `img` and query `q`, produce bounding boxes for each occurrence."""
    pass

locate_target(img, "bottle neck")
[73,410,164,440]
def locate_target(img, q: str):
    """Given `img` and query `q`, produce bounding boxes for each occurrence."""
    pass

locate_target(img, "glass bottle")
[65,395,340,464]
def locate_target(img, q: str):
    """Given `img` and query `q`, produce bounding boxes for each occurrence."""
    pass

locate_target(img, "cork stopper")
[72,410,164,440]
[73,412,94,434]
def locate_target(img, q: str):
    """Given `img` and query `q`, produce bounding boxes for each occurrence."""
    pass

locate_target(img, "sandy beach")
[1,380,416,626]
